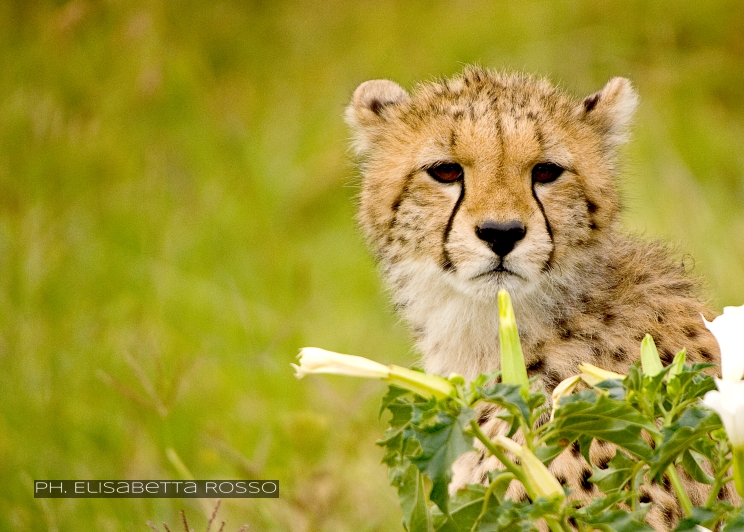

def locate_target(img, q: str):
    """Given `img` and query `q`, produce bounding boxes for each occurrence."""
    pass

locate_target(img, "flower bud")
[293,347,455,400]
[493,436,564,500]
[578,362,626,387]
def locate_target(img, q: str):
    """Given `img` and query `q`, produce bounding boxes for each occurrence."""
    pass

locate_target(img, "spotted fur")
[346,66,737,530]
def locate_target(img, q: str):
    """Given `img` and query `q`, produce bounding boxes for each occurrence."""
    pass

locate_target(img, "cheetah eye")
[532,162,564,184]
[427,163,463,184]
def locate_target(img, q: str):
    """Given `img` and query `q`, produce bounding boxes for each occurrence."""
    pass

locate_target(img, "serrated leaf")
[669,363,717,405]
[578,509,654,532]
[588,449,638,493]
[410,405,475,515]
[378,399,415,468]
[527,389,547,412]
[381,398,414,431]
[397,463,434,532]
[478,499,542,532]
[432,485,495,532]
[431,486,550,532]
[548,391,657,460]
[573,494,652,532]
[381,385,413,417]
[477,383,530,425]
[649,407,722,478]
[572,492,628,517]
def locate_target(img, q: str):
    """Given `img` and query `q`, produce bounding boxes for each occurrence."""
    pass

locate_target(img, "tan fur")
[346,66,736,530]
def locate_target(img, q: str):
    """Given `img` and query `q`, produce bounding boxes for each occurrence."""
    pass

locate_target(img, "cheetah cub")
[345,66,736,530]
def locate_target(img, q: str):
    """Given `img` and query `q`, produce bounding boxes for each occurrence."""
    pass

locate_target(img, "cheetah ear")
[345,79,409,156]
[581,77,639,149]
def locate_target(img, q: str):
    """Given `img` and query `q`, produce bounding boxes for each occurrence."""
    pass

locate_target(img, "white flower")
[292,347,391,379]
[701,304,744,447]
[702,304,744,382]
[701,303,744,497]
[293,347,455,399]
[702,379,744,447]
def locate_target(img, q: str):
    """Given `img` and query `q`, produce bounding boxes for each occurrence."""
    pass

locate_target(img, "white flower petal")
[293,347,391,379]
[702,379,744,447]
[703,304,744,381]
[551,375,581,419]
[578,363,626,387]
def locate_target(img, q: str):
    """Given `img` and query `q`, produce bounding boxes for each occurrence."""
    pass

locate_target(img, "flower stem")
[733,446,744,499]
[473,472,513,530]
[468,420,531,497]
[467,421,568,532]
[666,465,693,517]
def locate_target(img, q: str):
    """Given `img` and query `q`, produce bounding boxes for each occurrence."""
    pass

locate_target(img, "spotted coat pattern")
[345,66,738,530]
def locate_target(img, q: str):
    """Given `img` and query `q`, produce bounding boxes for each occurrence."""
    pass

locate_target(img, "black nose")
[476,220,526,257]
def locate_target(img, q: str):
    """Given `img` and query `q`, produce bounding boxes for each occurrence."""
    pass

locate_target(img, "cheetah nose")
[476,220,526,257]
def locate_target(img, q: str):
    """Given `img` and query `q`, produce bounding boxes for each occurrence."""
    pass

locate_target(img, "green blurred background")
[1,1,743,530]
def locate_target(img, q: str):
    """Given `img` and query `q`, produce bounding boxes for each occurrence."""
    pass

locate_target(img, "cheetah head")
[346,67,638,303]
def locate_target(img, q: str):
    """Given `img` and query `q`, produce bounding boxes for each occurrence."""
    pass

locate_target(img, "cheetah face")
[346,68,638,303]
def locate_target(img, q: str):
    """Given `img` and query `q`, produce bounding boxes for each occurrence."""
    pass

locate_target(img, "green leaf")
[462,371,500,406]
[478,499,544,532]
[411,404,475,515]
[640,334,663,377]
[723,506,744,531]
[649,406,722,478]
[581,510,654,532]
[667,349,686,380]
[548,391,658,461]
[595,379,626,400]
[397,463,434,532]
[534,444,566,466]
[577,433,594,465]
[486,470,516,501]
[431,486,551,532]
[643,365,672,410]
[668,363,717,405]
[378,399,415,466]
[432,484,495,532]
[381,385,413,417]
[674,506,720,532]
[588,449,638,494]
[477,383,530,428]
[680,449,714,485]
[573,494,653,532]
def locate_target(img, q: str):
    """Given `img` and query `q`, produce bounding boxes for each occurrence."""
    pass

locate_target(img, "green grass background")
[1,1,743,530]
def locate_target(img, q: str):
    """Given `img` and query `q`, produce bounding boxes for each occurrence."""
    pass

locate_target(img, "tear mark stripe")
[442,182,465,271]
[531,185,555,269]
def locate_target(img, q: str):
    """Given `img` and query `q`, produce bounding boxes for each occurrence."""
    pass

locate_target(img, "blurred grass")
[0,0,742,530]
